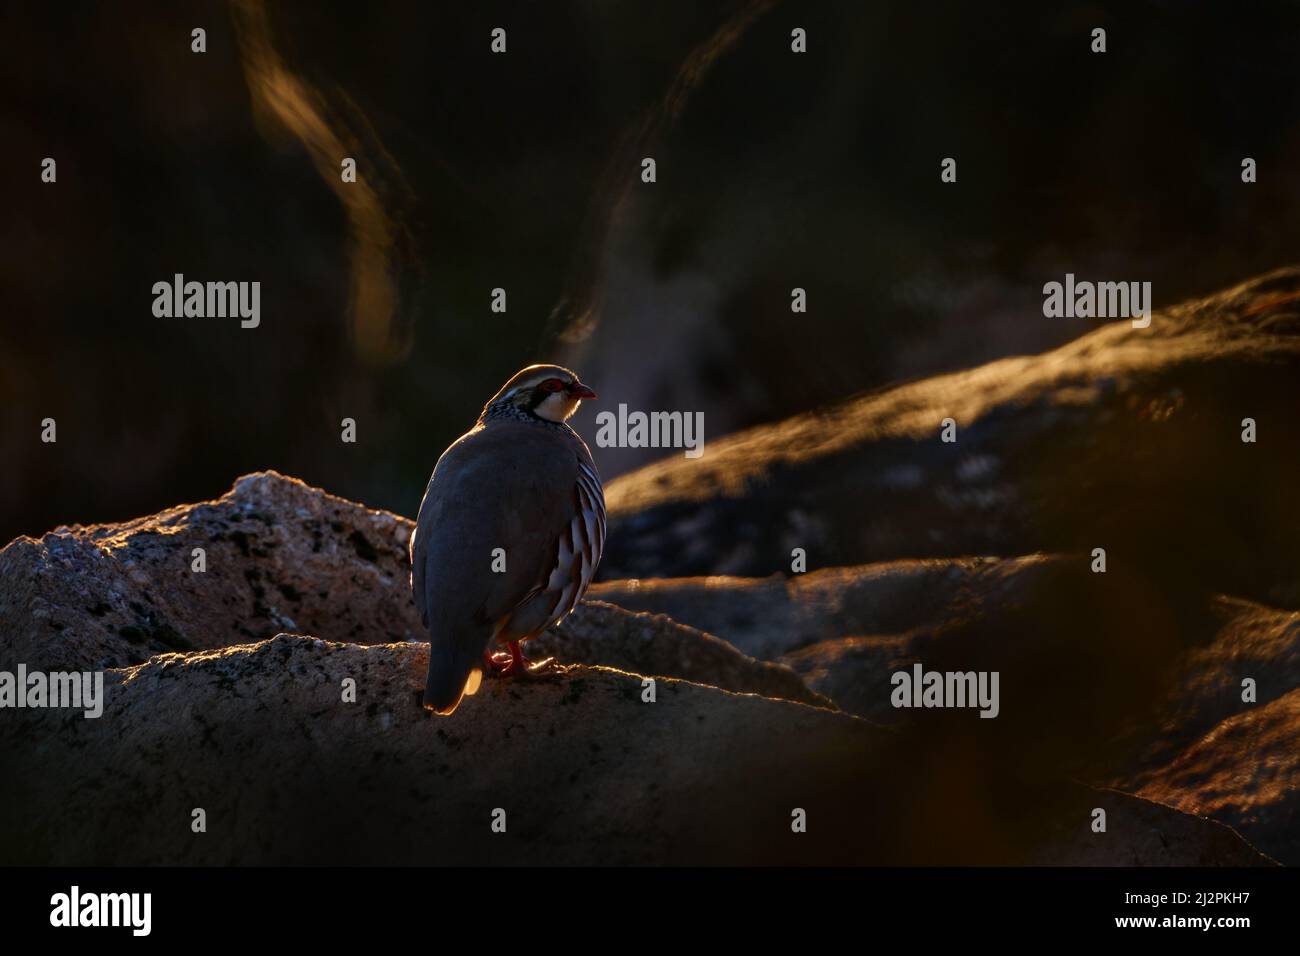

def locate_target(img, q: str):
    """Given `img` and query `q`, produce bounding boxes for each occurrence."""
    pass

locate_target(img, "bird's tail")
[423,639,482,716]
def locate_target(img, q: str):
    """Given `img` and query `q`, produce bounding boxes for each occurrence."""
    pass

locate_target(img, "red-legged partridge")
[412,364,605,715]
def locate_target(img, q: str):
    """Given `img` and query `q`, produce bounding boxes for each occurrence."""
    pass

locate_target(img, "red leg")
[488,640,558,678]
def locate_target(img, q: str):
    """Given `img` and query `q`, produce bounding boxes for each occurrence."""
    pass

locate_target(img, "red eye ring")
[542,379,564,392]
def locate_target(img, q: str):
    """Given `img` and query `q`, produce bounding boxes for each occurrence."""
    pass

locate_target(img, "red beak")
[568,382,597,400]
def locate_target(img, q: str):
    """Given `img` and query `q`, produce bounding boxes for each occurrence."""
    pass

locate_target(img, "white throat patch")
[535,391,581,423]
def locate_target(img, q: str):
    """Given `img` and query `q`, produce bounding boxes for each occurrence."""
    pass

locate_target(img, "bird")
[411,364,605,715]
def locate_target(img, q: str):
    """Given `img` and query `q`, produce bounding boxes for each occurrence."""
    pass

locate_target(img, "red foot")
[482,648,513,673]
[483,641,555,678]
[497,641,528,677]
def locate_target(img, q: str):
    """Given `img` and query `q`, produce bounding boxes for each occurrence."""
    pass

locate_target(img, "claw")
[518,656,558,676]
[488,641,564,679]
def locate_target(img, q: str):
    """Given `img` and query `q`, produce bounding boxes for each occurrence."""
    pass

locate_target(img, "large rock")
[583,267,1300,864]
[1111,598,1300,864]
[590,554,1062,660]
[599,268,1300,612]
[595,552,1300,867]
[1114,597,1300,771]
[1134,690,1299,867]
[0,477,1273,865]
[0,472,419,672]
[0,636,876,865]
[766,574,1300,865]
[0,472,821,705]
[0,634,1271,866]
[1029,788,1273,867]
[529,600,829,708]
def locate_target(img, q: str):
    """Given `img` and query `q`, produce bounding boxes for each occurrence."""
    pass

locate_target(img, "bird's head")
[484,364,598,424]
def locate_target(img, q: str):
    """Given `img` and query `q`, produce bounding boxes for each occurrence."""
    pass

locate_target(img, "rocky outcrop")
[1029,788,1272,867]
[598,268,1300,615]
[0,475,1275,865]
[0,636,874,865]
[0,472,419,672]
[1134,690,1299,868]
[1099,597,1300,773]
[590,554,1062,660]
[1113,598,1300,864]
[0,632,1272,866]
[10,270,1300,865]
[610,561,1300,864]
[584,269,1300,865]
[0,472,820,706]
[529,600,829,707]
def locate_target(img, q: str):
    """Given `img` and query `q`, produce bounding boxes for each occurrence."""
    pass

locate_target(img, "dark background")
[4,0,1300,545]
